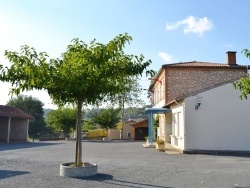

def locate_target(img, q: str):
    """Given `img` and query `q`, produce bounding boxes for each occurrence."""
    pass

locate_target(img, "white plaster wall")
[185,83,250,151]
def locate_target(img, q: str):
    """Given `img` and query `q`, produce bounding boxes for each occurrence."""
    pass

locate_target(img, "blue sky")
[1,0,250,108]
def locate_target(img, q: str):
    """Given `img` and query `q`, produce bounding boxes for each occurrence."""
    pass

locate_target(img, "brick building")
[148,52,250,153]
[130,119,148,140]
[149,51,247,108]
[108,118,148,140]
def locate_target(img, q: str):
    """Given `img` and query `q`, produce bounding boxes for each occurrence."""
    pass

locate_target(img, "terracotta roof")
[0,105,33,119]
[162,61,247,68]
[130,118,148,126]
[125,118,145,123]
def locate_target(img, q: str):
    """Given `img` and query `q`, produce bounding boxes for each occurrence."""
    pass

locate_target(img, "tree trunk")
[120,97,125,140]
[75,99,83,166]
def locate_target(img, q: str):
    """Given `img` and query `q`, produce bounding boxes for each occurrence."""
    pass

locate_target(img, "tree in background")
[108,71,156,138]
[91,107,120,130]
[234,49,250,98]
[83,108,100,120]
[45,108,77,135]
[85,106,149,120]
[0,33,152,166]
[125,106,149,119]
[107,77,146,138]
[82,120,96,132]
[7,95,48,135]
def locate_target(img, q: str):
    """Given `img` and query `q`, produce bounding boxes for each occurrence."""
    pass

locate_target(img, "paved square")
[1,140,250,187]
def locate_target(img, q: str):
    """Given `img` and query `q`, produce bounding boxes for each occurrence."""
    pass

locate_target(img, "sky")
[1,0,250,109]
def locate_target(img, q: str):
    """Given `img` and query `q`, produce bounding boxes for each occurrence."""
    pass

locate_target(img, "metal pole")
[148,112,153,145]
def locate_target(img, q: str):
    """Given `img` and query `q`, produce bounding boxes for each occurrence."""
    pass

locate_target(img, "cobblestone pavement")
[1,140,250,188]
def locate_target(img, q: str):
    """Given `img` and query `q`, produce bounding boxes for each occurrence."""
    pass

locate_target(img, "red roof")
[125,118,145,123]
[162,61,246,68]
[0,105,33,119]
[129,119,148,126]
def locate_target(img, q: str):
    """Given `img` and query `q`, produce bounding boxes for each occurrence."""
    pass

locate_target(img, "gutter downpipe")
[174,99,179,105]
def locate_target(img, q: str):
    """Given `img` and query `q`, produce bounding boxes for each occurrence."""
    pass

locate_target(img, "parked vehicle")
[84,129,107,139]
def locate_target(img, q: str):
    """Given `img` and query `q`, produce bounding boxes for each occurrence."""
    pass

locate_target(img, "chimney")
[226,51,237,65]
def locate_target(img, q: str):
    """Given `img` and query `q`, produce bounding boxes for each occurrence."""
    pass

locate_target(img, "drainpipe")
[174,99,179,105]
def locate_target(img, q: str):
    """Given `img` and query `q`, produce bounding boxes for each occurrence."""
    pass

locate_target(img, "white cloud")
[158,52,173,63]
[166,16,213,36]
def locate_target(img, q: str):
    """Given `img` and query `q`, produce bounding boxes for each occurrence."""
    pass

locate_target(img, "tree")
[0,33,152,166]
[234,49,250,99]
[82,120,96,132]
[91,107,120,130]
[45,108,77,135]
[125,106,149,119]
[108,72,156,139]
[107,77,146,138]
[7,95,47,135]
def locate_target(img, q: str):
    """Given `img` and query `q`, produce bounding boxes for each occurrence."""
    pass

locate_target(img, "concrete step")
[165,143,183,154]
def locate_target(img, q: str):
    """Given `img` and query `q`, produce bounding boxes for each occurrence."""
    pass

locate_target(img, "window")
[172,110,183,138]
[173,112,180,137]
[127,132,131,138]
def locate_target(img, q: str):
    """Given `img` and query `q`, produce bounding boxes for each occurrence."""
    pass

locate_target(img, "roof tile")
[0,105,33,119]
[162,61,246,68]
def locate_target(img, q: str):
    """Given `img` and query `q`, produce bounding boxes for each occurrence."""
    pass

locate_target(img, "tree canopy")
[7,95,48,135]
[45,108,77,134]
[108,77,145,106]
[0,33,152,104]
[234,49,250,99]
[0,33,153,166]
[82,120,96,132]
[91,107,120,130]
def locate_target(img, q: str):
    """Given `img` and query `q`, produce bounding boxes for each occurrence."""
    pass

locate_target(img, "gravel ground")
[1,140,250,188]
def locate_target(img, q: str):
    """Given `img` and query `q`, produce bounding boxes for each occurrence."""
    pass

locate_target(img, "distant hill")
[83,105,150,120]
[43,108,53,118]
[44,105,151,120]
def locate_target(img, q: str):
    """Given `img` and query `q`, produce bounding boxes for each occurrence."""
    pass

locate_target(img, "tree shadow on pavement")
[0,170,30,180]
[77,173,172,188]
[0,142,61,151]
